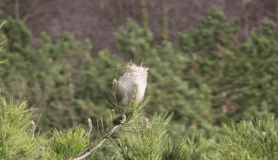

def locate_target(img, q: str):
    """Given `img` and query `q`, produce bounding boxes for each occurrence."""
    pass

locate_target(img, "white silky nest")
[114,64,149,106]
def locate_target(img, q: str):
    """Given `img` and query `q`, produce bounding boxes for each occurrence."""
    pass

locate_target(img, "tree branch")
[22,0,40,23]
[71,114,126,160]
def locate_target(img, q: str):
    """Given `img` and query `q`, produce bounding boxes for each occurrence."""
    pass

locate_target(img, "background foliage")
[0,4,277,151]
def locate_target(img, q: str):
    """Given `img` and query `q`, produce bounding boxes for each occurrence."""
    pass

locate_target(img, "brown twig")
[22,0,40,23]
[71,114,126,160]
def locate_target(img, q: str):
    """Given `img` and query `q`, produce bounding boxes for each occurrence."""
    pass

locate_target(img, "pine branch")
[71,114,126,160]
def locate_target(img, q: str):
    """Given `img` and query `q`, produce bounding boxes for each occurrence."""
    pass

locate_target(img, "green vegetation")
[0,3,278,159]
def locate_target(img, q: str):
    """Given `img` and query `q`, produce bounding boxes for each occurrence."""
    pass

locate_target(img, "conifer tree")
[178,5,277,129]
[113,16,225,141]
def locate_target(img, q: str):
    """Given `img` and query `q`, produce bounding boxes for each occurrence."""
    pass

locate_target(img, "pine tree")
[178,5,277,130]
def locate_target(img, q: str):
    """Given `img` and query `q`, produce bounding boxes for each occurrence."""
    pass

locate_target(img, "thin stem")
[15,0,19,20]
[72,114,126,160]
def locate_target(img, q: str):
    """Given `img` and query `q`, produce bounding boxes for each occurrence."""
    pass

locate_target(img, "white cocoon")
[116,64,148,106]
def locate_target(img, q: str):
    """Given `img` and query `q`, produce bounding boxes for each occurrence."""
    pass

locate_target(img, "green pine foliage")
[230,18,278,121]
[210,116,278,159]
[1,2,278,159]
[0,95,49,159]
[113,10,228,141]
[0,15,127,140]
[46,125,90,159]
[0,16,31,52]
[177,5,242,130]
[177,5,278,131]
